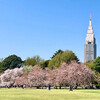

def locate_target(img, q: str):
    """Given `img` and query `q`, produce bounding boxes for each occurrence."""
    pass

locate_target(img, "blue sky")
[0,0,100,62]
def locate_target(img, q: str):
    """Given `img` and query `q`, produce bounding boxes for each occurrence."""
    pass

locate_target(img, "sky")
[0,0,100,62]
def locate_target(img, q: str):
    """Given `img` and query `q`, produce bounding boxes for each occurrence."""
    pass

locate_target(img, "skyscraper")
[84,14,96,62]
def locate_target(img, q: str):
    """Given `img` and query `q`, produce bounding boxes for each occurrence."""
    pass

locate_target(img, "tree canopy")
[84,60,94,69]
[93,56,100,73]
[48,50,78,69]
[24,56,43,66]
[51,49,64,59]
[47,61,96,90]
[39,60,50,69]
[1,55,22,70]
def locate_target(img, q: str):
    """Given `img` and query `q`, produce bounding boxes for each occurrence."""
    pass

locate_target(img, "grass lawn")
[0,88,100,100]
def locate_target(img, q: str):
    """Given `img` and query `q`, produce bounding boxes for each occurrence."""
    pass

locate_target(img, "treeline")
[0,50,78,71]
[0,49,100,88]
[0,49,100,74]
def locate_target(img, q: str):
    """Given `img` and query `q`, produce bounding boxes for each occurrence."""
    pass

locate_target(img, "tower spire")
[89,13,92,26]
[86,13,94,42]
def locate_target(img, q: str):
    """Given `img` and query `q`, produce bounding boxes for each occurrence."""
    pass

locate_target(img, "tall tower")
[84,14,96,62]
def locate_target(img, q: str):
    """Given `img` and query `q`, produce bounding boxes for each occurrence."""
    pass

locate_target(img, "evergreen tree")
[1,55,22,70]
[93,56,100,73]
[51,49,64,59]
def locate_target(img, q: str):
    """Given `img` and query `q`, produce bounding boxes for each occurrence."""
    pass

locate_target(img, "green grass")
[0,88,100,100]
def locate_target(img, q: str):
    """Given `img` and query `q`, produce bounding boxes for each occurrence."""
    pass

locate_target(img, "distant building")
[84,14,96,62]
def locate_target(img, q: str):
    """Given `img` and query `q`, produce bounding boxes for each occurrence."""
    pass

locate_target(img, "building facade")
[84,15,96,62]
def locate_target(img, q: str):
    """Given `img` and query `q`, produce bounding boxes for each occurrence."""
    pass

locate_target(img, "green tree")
[0,61,3,72]
[49,53,62,69]
[84,60,94,69]
[61,50,78,64]
[0,58,5,72]
[24,56,43,66]
[48,50,78,69]
[93,56,100,73]
[39,60,50,69]
[1,55,22,70]
[51,49,64,59]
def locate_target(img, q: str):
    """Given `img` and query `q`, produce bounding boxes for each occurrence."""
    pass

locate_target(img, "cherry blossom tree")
[0,68,23,87]
[56,61,96,90]
[0,61,96,91]
[28,66,47,88]
[46,61,96,90]
[14,74,28,87]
